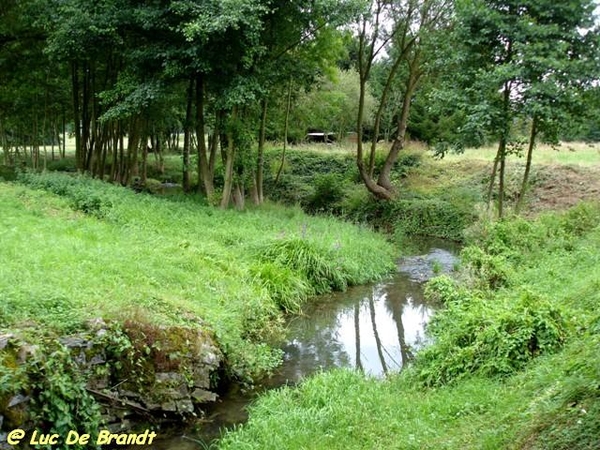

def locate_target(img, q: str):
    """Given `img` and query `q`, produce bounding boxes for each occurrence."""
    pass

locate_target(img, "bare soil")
[525,164,600,216]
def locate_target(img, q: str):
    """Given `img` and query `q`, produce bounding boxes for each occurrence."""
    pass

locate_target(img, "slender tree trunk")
[220,107,237,209]
[275,81,292,184]
[62,109,66,159]
[141,132,148,185]
[182,78,194,192]
[497,81,512,218]
[126,117,140,185]
[498,136,506,218]
[486,146,501,207]
[233,183,245,210]
[378,69,419,192]
[357,77,393,200]
[208,110,222,177]
[71,61,83,171]
[256,97,268,202]
[195,74,213,197]
[110,123,118,182]
[515,116,538,213]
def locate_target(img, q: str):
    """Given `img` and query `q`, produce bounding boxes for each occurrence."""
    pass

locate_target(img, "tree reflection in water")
[267,246,456,384]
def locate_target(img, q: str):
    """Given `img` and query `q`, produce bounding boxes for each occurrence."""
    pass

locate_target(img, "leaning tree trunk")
[515,116,538,213]
[275,81,292,184]
[377,69,419,192]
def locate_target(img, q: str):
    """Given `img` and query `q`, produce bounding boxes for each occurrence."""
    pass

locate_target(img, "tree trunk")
[515,116,538,213]
[498,136,506,218]
[486,146,501,207]
[256,97,268,202]
[377,69,419,192]
[71,61,83,171]
[220,107,237,209]
[275,81,292,184]
[182,77,194,192]
[497,81,511,218]
[195,74,213,197]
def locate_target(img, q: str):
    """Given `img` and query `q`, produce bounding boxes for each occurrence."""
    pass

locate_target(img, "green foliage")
[29,346,102,450]
[424,275,465,304]
[460,245,513,289]
[18,172,116,218]
[304,174,348,214]
[259,238,348,296]
[249,262,311,314]
[219,204,600,449]
[417,290,569,386]
[521,334,600,450]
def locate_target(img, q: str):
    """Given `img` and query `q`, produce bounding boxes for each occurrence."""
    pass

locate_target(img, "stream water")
[149,239,460,448]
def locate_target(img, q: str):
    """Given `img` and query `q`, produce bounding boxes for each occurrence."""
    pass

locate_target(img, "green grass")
[219,203,600,449]
[0,174,395,379]
[443,141,600,166]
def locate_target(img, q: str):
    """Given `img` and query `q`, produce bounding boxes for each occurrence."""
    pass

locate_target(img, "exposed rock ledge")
[0,319,223,443]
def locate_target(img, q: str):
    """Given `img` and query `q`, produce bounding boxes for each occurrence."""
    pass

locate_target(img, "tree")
[355,0,452,200]
[453,0,600,216]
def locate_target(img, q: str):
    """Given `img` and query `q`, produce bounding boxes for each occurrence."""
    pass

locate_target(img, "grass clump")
[259,238,348,296]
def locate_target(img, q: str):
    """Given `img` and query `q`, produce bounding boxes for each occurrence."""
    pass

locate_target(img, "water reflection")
[269,273,435,381]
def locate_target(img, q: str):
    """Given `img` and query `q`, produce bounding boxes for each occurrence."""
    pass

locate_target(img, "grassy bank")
[0,173,395,379]
[219,202,600,449]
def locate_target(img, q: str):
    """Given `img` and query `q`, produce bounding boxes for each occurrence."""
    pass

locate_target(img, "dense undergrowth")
[0,173,395,380]
[219,202,600,449]
[262,146,478,243]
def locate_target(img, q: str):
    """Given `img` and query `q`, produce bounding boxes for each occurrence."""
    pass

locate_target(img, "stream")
[148,239,460,448]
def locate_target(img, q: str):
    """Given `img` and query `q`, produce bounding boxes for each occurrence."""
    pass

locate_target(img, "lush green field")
[219,203,600,449]
[443,141,600,166]
[0,173,395,379]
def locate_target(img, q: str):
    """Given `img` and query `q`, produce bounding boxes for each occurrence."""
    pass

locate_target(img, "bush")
[17,172,117,218]
[424,275,466,304]
[416,290,569,386]
[304,173,348,214]
[461,245,513,289]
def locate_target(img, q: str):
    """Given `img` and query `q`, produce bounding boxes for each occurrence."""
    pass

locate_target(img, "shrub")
[424,275,465,304]
[461,245,513,289]
[304,173,347,214]
[416,290,569,386]
[17,172,116,218]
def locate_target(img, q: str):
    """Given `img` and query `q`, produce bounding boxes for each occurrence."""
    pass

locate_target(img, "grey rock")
[191,389,217,403]
[176,399,195,414]
[155,372,185,385]
[192,368,210,389]
[8,394,29,408]
[160,401,177,412]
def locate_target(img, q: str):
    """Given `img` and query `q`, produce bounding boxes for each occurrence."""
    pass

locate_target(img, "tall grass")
[1,173,394,379]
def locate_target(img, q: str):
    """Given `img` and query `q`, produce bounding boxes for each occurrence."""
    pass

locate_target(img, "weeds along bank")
[219,202,600,450]
[0,173,395,437]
